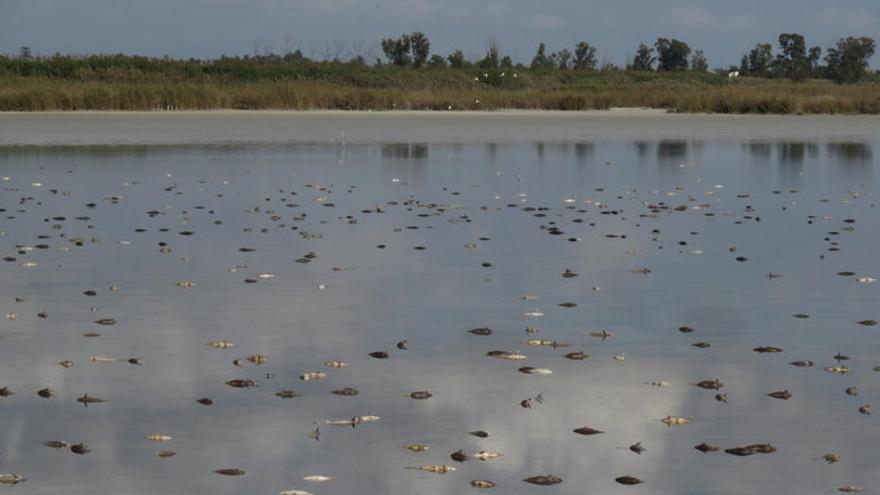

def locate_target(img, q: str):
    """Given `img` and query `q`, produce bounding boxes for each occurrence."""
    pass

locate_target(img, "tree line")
[3,32,875,84]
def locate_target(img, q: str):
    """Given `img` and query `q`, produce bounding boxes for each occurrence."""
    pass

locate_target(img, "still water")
[0,114,879,494]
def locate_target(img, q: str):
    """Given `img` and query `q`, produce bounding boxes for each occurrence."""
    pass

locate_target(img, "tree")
[691,50,708,72]
[428,54,446,68]
[409,32,430,68]
[825,36,876,83]
[447,50,466,69]
[557,48,572,69]
[500,55,513,68]
[743,43,773,76]
[530,43,554,70]
[776,33,819,81]
[574,42,597,70]
[655,38,691,71]
[478,41,500,69]
[630,43,655,70]
[381,35,411,66]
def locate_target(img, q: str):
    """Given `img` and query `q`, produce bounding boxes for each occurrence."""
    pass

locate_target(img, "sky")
[1,0,878,68]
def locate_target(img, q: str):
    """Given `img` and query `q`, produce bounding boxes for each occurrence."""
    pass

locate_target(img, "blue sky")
[1,0,877,68]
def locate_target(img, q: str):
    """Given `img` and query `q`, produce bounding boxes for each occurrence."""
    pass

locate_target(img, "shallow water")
[1,117,879,494]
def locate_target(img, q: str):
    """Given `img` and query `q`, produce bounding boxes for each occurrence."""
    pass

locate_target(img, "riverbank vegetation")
[1,33,876,113]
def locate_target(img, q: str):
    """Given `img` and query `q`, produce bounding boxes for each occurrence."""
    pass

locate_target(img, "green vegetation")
[1,32,877,113]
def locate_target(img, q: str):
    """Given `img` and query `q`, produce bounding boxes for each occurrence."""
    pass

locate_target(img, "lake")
[0,112,878,494]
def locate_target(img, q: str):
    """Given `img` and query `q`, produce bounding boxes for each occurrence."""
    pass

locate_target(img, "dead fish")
[820,453,841,464]
[518,367,553,375]
[616,476,643,485]
[859,405,871,415]
[838,271,856,277]
[158,450,176,458]
[650,381,671,387]
[324,360,348,368]
[70,443,91,454]
[561,269,578,278]
[725,444,776,456]
[176,280,195,288]
[332,387,359,396]
[792,313,810,319]
[396,340,408,350]
[369,351,390,359]
[279,491,315,495]
[471,480,496,488]
[486,350,526,360]
[127,357,142,365]
[695,380,723,390]
[37,388,54,398]
[558,302,577,308]
[409,390,433,400]
[58,360,74,368]
[76,394,107,405]
[768,390,793,400]
[208,340,233,349]
[839,486,865,493]
[89,355,115,363]
[524,310,544,318]
[695,442,719,453]
[196,398,213,405]
[299,372,326,381]
[629,442,645,454]
[590,331,614,339]
[527,338,556,346]
[573,426,604,435]
[215,468,245,476]
[451,449,469,462]
[857,277,876,283]
[789,360,815,367]
[468,327,494,336]
[408,464,456,474]
[247,354,267,365]
[275,390,302,399]
[692,342,711,349]
[565,351,588,360]
[145,434,173,442]
[715,393,728,403]
[825,365,850,374]
[43,440,69,448]
[753,346,783,353]
[846,387,858,397]
[523,475,562,486]
[856,320,877,326]
[678,326,694,333]
[474,451,502,461]
[631,267,652,274]
[225,379,257,388]
[94,318,117,326]
[302,475,332,483]
[470,430,489,438]
[660,416,691,426]
[834,353,850,362]
[404,444,429,452]
[0,473,25,484]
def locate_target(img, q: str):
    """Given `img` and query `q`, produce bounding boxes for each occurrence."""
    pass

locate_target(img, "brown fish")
[468,327,494,336]
[564,351,588,360]
[70,443,91,454]
[332,387,359,396]
[856,320,877,326]
[768,390,793,400]
[789,360,814,367]
[451,449,469,462]
[369,351,390,359]
[410,391,433,400]
[573,426,604,435]
[695,442,719,453]
[753,346,783,353]
[275,390,302,399]
[615,476,643,486]
[471,480,496,488]
[225,379,257,388]
[695,380,723,390]
[524,475,562,486]
[215,468,245,476]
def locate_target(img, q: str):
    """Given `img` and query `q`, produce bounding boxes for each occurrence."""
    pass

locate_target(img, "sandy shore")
[1,109,878,146]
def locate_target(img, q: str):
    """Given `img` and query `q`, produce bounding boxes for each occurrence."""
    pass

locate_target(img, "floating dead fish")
[695,442,719,453]
[404,444,429,452]
[408,464,456,474]
[856,320,877,326]
[257,273,275,279]
[486,350,526,360]
[176,280,195,288]
[523,475,562,486]
[564,351,588,360]
[276,390,302,399]
[631,267,652,274]
[89,355,115,363]
[94,318,117,326]
[369,351,390,359]
[590,331,614,339]
[474,451,502,461]
[768,390,792,400]
[37,388,54,398]
[692,342,711,349]
[660,416,690,426]
[825,365,850,374]
[332,387,358,396]
[524,311,544,318]
[573,426,604,435]
[58,360,74,368]
[847,387,858,396]
[471,480,496,488]
[857,277,876,283]
[196,398,213,405]
[678,326,694,333]
[158,450,176,458]
[302,475,332,482]
[859,405,871,415]
[792,313,810,319]
[70,443,91,454]
[410,390,433,400]
[76,394,106,405]
[834,353,851,362]
[43,441,69,449]
[451,449,469,462]
[820,453,841,464]
[82,332,101,337]
[1,387,16,397]
[247,354,267,365]
[562,269,578,278]
[790,360,815,367]
[753,346,783,353]
[695,380,723,390]
[145,434,173,442]
[215,468,245,476]
[715,393,728,403]
[839,486,865,493]
[629,442,645,454]
[0,473,25,484]
[470,430,489,438]
[649,381,671,387]
[324,360,348,368]
[326,415,380,427]
[558,302,577,308]
[208,340,233,349]
[396,340,408,350]
[468,327,494,336]
[299,372,326,381]
[518,367,553,375]
[612,353,626,362]
[226,379,257,388]
[725,444,776,456]
[616,476,643,486]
